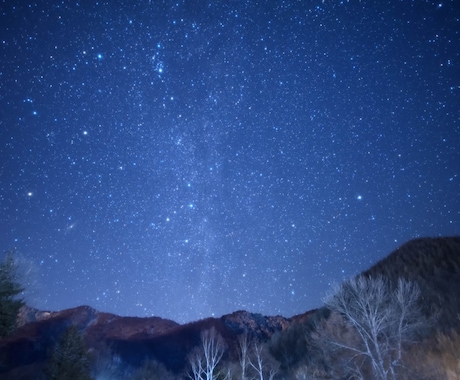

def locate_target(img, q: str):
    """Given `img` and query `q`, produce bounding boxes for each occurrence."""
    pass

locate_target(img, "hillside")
[0,305,296,379]
[362,236,460,330]
[1,236,459,379]
[269,236,460,379]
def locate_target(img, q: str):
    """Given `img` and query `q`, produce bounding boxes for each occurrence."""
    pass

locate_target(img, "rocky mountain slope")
[0,304,296,378]
[1,236,459,379]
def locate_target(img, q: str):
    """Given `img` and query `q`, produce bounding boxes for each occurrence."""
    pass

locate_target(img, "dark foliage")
[0,250,25,339]
[269,307,329,373]
[44,325,92,380]
[129,358,175,380]
[0,237,459,379]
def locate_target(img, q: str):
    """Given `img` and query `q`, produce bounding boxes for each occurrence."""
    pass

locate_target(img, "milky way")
[1,1,459,323]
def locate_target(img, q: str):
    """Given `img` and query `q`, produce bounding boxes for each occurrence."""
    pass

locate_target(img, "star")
[0,0,458,324]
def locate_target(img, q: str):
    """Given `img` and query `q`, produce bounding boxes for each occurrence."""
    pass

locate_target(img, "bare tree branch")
[187,327,226,380]
[321,275,429,380]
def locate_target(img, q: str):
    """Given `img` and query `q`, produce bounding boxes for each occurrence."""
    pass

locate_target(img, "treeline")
[2,237,460,379]
[26,276,446,379]
[0,250,24,339]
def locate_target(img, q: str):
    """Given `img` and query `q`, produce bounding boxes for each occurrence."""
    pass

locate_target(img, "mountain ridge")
[1,236,459,379]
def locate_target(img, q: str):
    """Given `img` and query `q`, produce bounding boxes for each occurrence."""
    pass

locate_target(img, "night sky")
[1,1,459,324]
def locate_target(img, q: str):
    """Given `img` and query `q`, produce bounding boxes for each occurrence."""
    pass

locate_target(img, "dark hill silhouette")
[0,305,295,378]
[269,236,460,376]
[107,311,290,372]
[1,236,459,379]
[0,305,181,378]
[362,236,460,330]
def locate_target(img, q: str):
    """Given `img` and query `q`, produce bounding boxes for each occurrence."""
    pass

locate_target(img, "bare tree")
[249,342,279,380]
[238,333,251,380]
[321,275,429,380]
[187,327,227,380]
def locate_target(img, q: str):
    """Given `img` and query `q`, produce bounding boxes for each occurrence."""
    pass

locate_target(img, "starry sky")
[1,0,459,324]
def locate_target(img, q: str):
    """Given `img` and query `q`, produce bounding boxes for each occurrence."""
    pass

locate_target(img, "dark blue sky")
[1,0,459,323]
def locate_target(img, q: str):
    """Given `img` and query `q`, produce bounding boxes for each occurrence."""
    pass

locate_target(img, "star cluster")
[1,1,459,323]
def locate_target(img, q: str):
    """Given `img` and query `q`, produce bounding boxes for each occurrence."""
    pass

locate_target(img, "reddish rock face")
[0,304,302,379]
[2,237,458,379]
[0,305,180,379]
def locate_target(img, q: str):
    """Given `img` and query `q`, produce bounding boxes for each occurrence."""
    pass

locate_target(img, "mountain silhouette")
[1,236,459,379]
